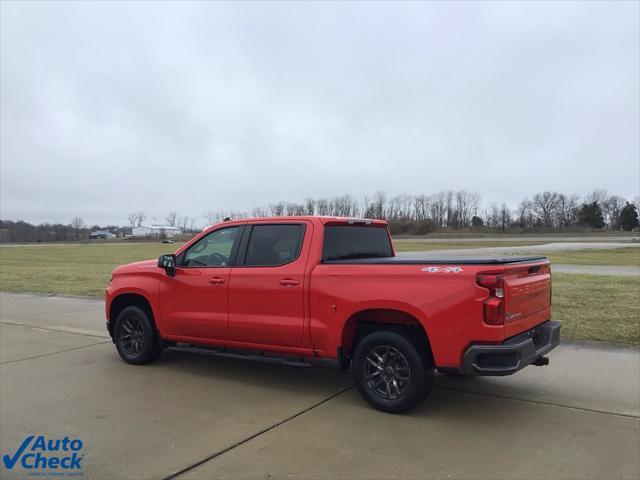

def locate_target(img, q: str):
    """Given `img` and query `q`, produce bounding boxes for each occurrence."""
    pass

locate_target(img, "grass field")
[0,243,184,297]
[1,242,638,345]
[553,274,639,345]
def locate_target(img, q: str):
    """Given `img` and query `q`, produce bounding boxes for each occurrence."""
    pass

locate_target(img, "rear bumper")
[461,320,561,376]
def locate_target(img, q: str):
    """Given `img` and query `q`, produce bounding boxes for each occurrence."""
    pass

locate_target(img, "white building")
[132,225,181,238]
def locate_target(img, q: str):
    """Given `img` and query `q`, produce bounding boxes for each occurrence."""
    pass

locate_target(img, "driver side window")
[182,227,240,267]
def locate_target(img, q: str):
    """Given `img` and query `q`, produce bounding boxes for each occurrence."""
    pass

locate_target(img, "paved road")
[398,241,640,254]
[1,293,638,479]
[395,236,638,243]
[550,264,640,276]
[397,243,640,276]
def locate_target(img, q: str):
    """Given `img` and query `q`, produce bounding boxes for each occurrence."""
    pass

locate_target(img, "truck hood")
[112,259,158,275]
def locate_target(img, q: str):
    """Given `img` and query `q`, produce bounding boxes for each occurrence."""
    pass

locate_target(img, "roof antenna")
[223,217,231,222]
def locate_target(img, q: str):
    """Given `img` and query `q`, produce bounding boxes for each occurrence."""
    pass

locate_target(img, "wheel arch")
[108,293,157,338]
[339,307,434,368]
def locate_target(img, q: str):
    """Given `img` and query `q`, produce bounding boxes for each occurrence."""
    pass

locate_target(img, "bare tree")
[269,202,285,216]
[251,207,268,217]
[585,189,608,206]
[203,212,217,225]
[604,195,625,229]
[516,199,532,229]
[369,191,387,219]
[71,217,84,240]
[445,191,456,227]
[127,213,137,232]
[413,195,430,221]
[430,192,447,227]
[316,198,330,216]
[304,198,316,215]
[485,204,501,228]
[532,192,560,227]
[135,211,146,227]
[282,202,302,216]
[331,195,358,217]
[177,216,195,233]
[455,191,478,228]
[499,204,511,232]
[165,211,178,227]
[556,194,579,228]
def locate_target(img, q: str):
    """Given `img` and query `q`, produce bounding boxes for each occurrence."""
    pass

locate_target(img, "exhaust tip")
[532,356,550,366]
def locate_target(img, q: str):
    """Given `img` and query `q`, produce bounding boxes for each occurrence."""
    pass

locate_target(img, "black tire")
[352,330,433,413]
[114,306,163,365]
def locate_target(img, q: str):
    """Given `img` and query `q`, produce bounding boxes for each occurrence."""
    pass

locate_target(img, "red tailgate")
[503,261,552,338]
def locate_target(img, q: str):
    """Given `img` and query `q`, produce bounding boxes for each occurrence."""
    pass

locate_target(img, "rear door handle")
[209,277,226,285]
[279,278,299,287]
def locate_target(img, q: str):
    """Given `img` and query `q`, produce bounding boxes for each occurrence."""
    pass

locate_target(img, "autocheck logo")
[3,435,84,474]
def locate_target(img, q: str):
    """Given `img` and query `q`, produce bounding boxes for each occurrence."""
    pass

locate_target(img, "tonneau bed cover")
[322,256,547,265]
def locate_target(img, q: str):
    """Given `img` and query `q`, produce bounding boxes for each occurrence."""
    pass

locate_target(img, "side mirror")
[157,254,176,277]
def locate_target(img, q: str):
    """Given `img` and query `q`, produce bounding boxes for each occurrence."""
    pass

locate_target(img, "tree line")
[209,189,640,235]
[1,189,638,242]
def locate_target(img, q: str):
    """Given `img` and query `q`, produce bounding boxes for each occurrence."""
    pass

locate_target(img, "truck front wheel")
[114,306,163,365]
[352,330,433,413]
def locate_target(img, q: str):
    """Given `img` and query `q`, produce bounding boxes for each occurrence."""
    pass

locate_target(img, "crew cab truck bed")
[106,216,560,413]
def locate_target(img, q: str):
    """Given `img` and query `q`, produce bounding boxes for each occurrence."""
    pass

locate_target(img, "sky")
[1,0,639,227]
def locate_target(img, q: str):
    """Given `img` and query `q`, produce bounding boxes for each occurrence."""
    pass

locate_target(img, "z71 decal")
[421,266,463,273]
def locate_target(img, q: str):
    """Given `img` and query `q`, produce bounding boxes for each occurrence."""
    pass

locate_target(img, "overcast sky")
[1,1,638,226]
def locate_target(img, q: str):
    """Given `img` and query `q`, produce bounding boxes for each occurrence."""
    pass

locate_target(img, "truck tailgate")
[503,262,552,338]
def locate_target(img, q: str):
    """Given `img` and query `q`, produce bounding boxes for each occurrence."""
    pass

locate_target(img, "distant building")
[88,230,115,240]
[132,225,181,238]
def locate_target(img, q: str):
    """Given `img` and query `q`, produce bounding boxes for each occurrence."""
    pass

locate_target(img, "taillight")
[477,274,505,325]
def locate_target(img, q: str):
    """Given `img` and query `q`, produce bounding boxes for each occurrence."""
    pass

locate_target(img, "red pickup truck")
[106,216,560,412]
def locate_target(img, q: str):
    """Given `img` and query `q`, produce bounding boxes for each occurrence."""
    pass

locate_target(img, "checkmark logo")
[2,435,34,469]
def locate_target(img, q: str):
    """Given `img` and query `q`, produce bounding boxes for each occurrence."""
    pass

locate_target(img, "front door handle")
[279,278,299,287]
[209,277,225,285]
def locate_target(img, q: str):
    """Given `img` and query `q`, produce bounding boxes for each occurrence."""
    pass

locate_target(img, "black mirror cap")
[158,254,176,276]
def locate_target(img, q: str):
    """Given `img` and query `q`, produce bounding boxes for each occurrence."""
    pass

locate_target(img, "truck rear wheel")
[114,306,163,365]
[352,330,433,413]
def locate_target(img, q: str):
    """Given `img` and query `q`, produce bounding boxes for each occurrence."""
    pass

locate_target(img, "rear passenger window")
[243,225,304,266]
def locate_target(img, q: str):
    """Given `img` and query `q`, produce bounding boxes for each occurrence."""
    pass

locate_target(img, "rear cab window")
[322,225,393,261]
[242,224,305,266]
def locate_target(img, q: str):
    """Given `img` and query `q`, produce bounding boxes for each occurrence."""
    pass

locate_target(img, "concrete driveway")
[1,293,639,479]
[397,243,640,276]
[396,241,640,255]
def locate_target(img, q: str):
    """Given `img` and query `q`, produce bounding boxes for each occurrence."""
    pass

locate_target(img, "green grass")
[1,243,639,345]
[545,248,640,267]
[552,273,640,345]
[0,243,183,297]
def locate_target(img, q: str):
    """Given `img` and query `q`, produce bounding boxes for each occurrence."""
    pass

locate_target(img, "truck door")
[228,222,311,347]
[159,226,243,340]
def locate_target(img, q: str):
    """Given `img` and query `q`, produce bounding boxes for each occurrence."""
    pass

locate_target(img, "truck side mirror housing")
[157,254,176,277]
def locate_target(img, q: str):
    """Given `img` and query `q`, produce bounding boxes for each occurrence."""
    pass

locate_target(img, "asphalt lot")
[397,241,640,254]
[393,236,638,243]
[1,292,639,479]
[397,242,640,275]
